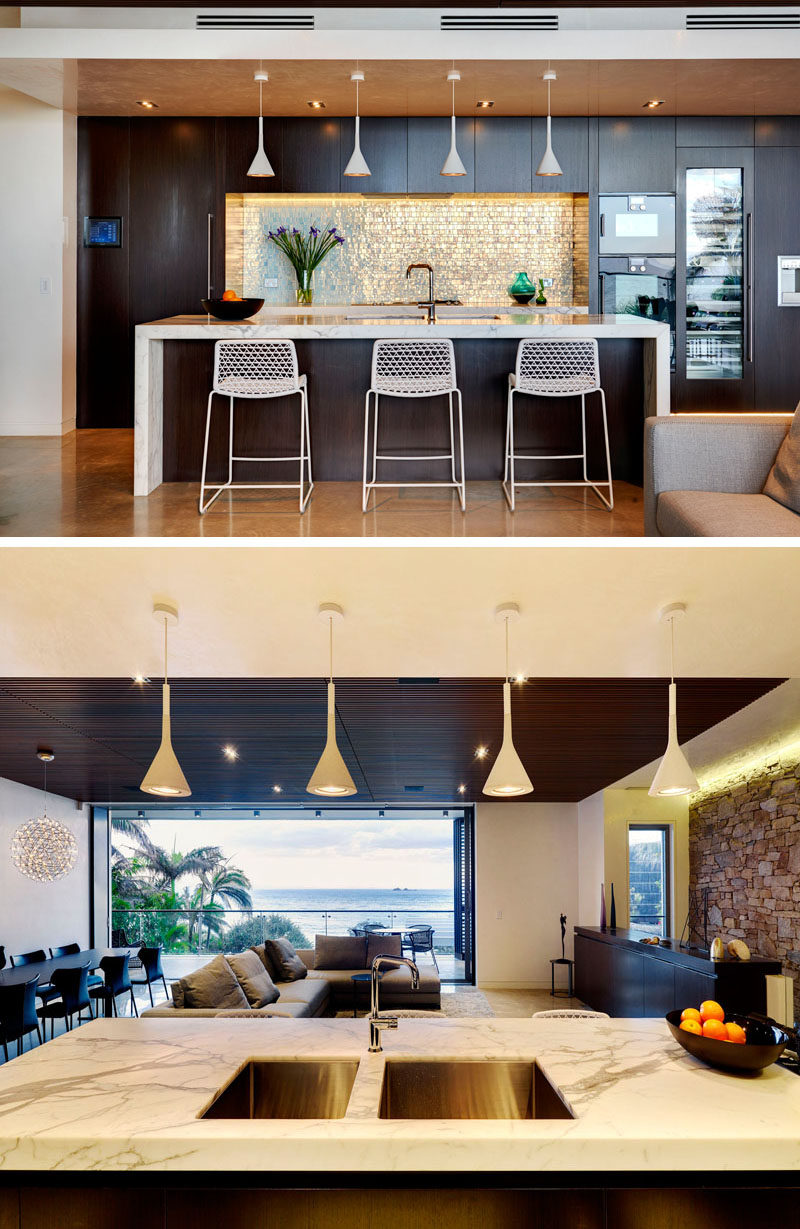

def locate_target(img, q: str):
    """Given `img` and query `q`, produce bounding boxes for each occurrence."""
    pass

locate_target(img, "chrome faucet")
[406,262,436,323]
[368,954,420,1052]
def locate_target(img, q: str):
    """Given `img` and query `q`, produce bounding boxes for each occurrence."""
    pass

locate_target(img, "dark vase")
[600,884,607,931]
[610,883,617,930]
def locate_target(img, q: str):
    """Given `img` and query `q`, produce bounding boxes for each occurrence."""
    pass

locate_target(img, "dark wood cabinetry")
[754,146,800,411]
[598,117,676,193]
[340,117,407,193]
[532,118,589,193]
[475,117,532,192]
[282,118,342,192]
[407,117,475,192]
[220,116,283,193]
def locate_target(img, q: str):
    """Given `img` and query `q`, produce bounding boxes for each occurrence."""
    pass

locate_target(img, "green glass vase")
[507,272,536,304]
[296,268,314,306]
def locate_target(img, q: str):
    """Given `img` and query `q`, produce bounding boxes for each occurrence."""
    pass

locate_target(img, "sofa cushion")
[365,933,402,966]
[226,949,280,1008]
[170,980,185,1009]
[314,934,368,970]
[271,977,329,1015]
[657,490,800,537]
[763,407,800,514]
[263,937,308,982]
[179,956,249,1010]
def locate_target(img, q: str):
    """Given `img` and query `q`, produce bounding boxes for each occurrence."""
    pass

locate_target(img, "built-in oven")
[599,256,676,369]
[599,194,675,256]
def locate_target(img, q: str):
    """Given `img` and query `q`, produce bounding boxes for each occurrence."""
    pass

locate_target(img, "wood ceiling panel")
[0,677,781,805]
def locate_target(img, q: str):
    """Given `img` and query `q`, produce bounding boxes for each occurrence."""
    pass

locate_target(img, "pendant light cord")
[164,616,169,687]
[329,615,334,684]
[669,615,675,684]
[505,616,510,683]
[355,73,360,119]
[42,758,48,819]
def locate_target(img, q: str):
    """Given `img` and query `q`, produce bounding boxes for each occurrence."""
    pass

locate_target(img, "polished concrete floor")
[0,430,645,538]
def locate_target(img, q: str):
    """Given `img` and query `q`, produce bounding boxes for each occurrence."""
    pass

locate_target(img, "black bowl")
[201,298,264,321]
[509,292,535,305]
[666,1010,789,1073]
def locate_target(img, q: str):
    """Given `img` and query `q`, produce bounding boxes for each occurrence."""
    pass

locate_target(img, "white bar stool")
[199,339,313,515]
[362,338,466,513]
[503,338,613,512]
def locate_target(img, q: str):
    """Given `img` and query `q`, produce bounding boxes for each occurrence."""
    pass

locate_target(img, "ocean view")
[249,887,456,951]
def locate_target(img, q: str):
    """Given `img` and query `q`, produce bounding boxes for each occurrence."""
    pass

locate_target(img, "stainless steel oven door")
[599,257,676,369]
[599,195,676,256]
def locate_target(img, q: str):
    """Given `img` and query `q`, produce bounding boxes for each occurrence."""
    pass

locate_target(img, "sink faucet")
[406,262,436,323]
[368,954,419,1052]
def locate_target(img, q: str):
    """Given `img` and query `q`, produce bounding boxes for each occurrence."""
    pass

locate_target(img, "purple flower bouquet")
[267,224,345,305]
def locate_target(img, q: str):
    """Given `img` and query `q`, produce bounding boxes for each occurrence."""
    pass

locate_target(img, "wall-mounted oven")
[599,256,676,369]
[599,194,676,257]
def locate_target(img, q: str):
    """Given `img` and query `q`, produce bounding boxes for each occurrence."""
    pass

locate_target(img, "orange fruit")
[680,1018,702,1035]
[700,1000,725,1023]
[725,1022,747,1045]
[702,1018,728,1040]
[222,289,237,301]
[681,1007,701,1023]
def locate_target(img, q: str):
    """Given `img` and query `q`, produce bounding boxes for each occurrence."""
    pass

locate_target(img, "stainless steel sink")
[201,1059,359,1120]
[379,1059,574,1120]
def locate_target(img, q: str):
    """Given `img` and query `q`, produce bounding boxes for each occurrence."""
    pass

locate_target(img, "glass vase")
[296,268,314,306]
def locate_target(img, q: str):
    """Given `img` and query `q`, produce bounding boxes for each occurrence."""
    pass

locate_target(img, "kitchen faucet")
[368,954,420,1052]
[406,262,436,323]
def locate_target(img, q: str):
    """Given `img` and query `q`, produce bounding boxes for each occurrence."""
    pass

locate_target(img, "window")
[628,825,671,937]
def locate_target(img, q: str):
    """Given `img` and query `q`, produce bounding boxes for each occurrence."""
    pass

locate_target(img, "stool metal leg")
[362,389,373,512]
[299,385,314,513]
[199,390,219,515]
[454,387,466,512]
[448,392,456,486]
[599,387,614,510]
[502,386,516,511]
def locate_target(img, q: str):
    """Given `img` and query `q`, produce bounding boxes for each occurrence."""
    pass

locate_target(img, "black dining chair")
[0,947,5,972]
[402,927,439,972]
[49,943,80,957]
[10,949,47,967]
[37,964,94,1039]
[129,946,168,1006]
[0,976,42,1061]
[89,954,138,1019]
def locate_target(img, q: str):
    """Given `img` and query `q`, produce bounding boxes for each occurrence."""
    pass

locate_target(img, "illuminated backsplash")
[226,193,589,306]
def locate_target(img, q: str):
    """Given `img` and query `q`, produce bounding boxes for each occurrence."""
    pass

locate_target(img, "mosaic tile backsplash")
[226,193,588,307]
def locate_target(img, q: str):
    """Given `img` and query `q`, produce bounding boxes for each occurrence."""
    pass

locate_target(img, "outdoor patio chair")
[402,926,439,972]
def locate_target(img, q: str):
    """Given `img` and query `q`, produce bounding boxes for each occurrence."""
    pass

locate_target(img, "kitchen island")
[134,312,670,498]
[0,1015,797,1225]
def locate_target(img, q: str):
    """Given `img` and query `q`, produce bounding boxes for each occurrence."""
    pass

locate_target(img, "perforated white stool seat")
[362,338,466,512]
[503,338,613,512]
[199,339,313,514]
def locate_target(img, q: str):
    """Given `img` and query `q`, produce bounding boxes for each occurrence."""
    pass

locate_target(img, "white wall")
[0,87,76,435]
[475,802,579,989]
[0,774,90,958]
[577,788,605,927]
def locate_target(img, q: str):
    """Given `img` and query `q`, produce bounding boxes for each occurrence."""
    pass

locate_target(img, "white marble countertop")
[0,1017,797,1173]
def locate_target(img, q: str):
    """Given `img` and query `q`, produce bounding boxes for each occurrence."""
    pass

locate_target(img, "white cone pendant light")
[648,603,699,798]
[140,602,191,798]
[344,70,371,178]
[441,69,467,177]
[483,604,533,797]
[536,70,563,178]
[307,604,357,797]
[247,69,275,178]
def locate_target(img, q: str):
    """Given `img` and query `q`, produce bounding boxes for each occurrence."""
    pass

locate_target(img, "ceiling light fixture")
[475,746,488,760]
[343,69,371,178]
[643,99,666,109]
[441,67,467,177]
[476,100,494,109]
[536,68,563,178]
[648,602,699,798]
[132,674,151,685]
[307,603,357,796]
[308,100,326,110]
[458,784,467,794]
[11,750,78,884]
[273,785,283,793]
[135,100,158,110]
[247,66,275,179]
[483,603,534,797]
[222,745,239,761]
[140,602,191,798]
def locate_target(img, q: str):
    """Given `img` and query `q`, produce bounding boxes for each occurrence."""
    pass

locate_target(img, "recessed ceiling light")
[273,784,283,793]
[308,100,326,110]
[222,745,239,761]
[643,99,665,109]
[475,746,488,760]
[132,674,151,685]
[476,100,494,109]
[458,784,467,794]
[512,673,526,684]
[135,100,159,110]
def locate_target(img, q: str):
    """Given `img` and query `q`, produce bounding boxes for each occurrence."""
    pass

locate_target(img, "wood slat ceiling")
[0,676,782,805]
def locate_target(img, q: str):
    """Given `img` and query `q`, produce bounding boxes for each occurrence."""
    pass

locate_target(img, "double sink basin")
[201,1057,574,1122]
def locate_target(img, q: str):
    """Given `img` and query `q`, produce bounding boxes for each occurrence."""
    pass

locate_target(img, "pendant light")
[648,602,699,798]
[140,601,191,797]
[441,68,467,178]
[247,67,275,178]
[307,603,357,797]
[343,69,371,178]
[483,603,533,797]
[536,69,563,178]
[11,750,78,883]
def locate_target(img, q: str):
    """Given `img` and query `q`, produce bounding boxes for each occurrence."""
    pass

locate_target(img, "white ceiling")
[2,544,799,681]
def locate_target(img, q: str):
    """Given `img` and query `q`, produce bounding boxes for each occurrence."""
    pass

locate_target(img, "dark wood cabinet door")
[221,116,283,193]
[475,117,532,192]
[408,118,475,192]
[676,117,754,148]
[754,146,800,411]
[642,957,675,1017]
[531,118,589,192]
[598,117,676,193]
[574,935,614,1015]
[674,966,716,1010]
[340,117,407,193]
[282,118,341,192]
[612,946,644,1017]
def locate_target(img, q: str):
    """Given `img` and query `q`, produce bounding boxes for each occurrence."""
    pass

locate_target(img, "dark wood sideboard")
[574,926,782,1018]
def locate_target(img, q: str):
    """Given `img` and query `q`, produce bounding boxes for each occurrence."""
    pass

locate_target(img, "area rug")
[336,988,495,1020]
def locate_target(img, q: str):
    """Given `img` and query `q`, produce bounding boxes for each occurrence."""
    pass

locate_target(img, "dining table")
[0,949,128,1018]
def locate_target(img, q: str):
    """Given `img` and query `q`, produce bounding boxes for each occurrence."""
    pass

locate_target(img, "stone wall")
[689,754,800,1020]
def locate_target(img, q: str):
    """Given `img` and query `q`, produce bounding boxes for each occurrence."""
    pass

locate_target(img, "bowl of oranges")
[666,1001,790,1073]
[201,291,264,321]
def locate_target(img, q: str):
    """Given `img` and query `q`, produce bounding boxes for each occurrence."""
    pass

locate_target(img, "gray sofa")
[141,946,440,1020]
[644,414,798,536]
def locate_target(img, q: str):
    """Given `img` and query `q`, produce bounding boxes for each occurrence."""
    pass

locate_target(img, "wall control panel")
[778,256,800,305]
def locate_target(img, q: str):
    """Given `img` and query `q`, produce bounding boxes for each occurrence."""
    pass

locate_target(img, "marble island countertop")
[0,1016,798,1173]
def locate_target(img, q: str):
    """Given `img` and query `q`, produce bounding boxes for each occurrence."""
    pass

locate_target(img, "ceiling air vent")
[196,12,315,30]
[441,13,558,30]
[686,11,800,29]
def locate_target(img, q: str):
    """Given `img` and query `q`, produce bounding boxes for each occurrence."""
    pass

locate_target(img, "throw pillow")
[263,936,308,982]
[314,934,368,970]
[249,943,277,979]
[365,933,402,967]
[226,949,281,1008]
[763,408,800,514]
[180,954,249,1010]
[170,980,185,1009]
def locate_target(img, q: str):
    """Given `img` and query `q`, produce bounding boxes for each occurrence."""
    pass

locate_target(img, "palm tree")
[201,861,253,948]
